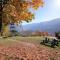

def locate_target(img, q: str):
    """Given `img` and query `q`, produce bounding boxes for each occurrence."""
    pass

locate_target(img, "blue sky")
[22,0,60,25]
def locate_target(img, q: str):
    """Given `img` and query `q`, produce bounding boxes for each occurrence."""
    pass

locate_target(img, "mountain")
[22,18,60,34]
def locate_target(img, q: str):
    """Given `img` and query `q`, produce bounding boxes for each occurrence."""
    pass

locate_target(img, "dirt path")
[0,41,60,60]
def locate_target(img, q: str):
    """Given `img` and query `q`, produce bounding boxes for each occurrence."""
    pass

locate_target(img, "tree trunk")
[0,3,2,36]
[2,24,10,37]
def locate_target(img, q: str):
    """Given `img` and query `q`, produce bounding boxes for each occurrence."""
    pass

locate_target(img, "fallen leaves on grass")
[0,42,60,60]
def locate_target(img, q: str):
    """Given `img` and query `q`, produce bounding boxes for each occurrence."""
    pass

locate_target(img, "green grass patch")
[0,36,60,49]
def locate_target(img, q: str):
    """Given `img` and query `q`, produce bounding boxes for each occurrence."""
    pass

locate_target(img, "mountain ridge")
[22,18,60,34]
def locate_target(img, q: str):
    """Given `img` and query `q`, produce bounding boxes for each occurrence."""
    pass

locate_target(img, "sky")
[22,0,60,25]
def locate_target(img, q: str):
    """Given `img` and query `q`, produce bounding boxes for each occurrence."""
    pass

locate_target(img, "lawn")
[0,36,60,49]
[0,36,60,60]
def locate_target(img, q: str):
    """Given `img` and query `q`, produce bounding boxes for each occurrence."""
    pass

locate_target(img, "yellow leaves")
[17,11,34,22]
[31,0,44,9]
[20,12,30,20]
[3,0,44,24]
[3,4,17,17]
[22,2,29,9]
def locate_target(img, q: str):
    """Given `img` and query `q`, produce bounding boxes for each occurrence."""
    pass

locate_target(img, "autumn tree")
[0,0,44,36]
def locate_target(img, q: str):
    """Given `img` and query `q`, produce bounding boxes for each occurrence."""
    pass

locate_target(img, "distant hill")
[22,18,60,34]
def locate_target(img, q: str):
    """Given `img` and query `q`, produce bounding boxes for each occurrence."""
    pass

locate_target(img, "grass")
[0,36,60,49]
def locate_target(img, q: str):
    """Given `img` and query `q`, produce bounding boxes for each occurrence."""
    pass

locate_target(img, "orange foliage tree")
[3,0,44,24]
[2,0,44,36]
